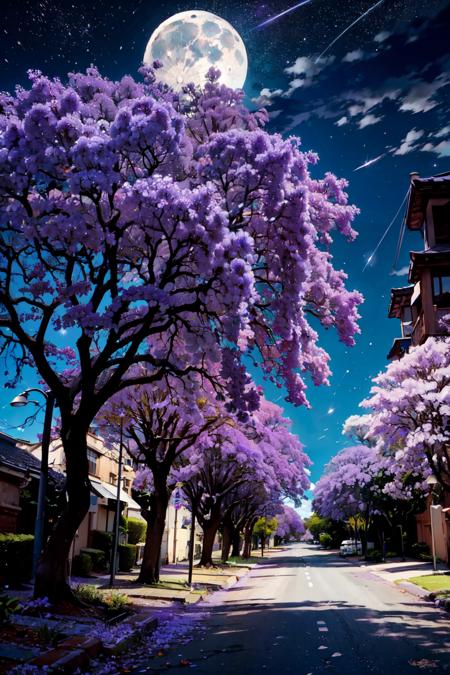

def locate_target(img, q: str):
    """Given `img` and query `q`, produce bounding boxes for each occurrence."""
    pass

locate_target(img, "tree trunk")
[199,518,220,567]
[221,524,232,563]
[139,485,169,584]
[231,529,241,558]
[242,522,255,559]
[35,427,90,602]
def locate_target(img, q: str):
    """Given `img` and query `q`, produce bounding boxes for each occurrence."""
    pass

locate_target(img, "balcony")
[412,307,450,345]
[412,313,426,345]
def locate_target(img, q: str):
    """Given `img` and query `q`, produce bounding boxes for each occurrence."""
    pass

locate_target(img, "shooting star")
[316,0,385,62]
[354,154,385,171]
[252,0,312,30]
[362,188,409,272]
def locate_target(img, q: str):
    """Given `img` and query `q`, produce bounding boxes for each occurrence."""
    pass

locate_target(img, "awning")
[90,477,140,510]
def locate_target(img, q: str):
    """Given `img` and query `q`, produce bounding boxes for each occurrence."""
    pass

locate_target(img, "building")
[0,431,41,533]
[387,171,450,564]
[26,431,197,565]
[26,431,143,557]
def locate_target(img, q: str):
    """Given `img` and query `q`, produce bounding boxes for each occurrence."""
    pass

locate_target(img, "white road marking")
[308,582,313,588]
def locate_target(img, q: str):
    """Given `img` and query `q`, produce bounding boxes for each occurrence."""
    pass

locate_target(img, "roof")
[409,246,450,282]
[405,171,450,231]
[387,337,412,361]
[0,431,41,477]
[388,286,414,319]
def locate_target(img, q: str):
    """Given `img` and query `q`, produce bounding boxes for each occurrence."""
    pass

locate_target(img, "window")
[401,306,413,336]
[109,472,117,486]
[123,478,130,494]
[87,449,98,476]
[433,274,450,307]
[432,203,450,244]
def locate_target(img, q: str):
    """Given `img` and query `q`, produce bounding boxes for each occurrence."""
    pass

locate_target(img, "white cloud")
[399,75,449,114]
[358,114,382,129]
[390,265,410,277]
[336,116,348,127]
[284,55,334,89]
[393,128,425,155]
[374,31,391,43]
[435,125,450,138]
[251,87,283,108]
[421,140,450,157]
[343,49,364,63]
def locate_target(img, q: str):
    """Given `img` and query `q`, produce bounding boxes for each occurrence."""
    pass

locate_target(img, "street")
[147,543,450,675]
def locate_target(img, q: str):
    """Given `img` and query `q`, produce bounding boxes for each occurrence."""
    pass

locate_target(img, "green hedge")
[126,518,147,545]
[411,542,430,557]
[91,530,113,555]
[80,547,106,571]
[319,532,332,548]
[72,553,93,577]
[118,543,137,571]
[0,533,34,584]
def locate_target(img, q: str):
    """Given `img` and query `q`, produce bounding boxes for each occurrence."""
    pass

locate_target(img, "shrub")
[118,543,137,571]
[411,542,430,557]
[126,518,147,545]
[72,553,93,577]
[74,584,103,605]
[80,547,106,571]
[91,530,113,555]
[319,533,333,549]
[0,594,20,624]
[366,549,383,562]
[0,533,34,584]
[104,591,129,613]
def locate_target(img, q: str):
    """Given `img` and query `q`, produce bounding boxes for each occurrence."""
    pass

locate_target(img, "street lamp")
[426,474,439,572]
[10,388,55,590]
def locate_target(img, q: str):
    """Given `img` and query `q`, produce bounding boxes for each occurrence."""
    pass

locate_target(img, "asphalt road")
[156,543,450,675]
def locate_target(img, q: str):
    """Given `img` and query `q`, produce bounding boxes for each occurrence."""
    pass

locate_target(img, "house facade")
[26,431,144,557]
[0,431,40,533]
[387,171,450,564]
[26,431,196,565]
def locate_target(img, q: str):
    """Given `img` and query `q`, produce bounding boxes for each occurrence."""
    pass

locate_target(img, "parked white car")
[339,540,362,556]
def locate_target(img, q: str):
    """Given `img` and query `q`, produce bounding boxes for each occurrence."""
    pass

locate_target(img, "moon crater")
[144,10,248,90]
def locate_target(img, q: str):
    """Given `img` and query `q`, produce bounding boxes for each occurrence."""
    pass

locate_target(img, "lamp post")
[109,417,124,587]
[426,474,439,572]
[10,388,55,589]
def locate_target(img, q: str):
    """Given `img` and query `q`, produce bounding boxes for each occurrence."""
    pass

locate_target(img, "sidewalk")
[361,557,448,585]
[71,557,249,605]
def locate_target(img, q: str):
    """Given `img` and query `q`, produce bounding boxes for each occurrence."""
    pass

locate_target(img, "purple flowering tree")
[362,338,450,488]
[275,505,305,543]
[0,65,361,600]
[100,371,228,584]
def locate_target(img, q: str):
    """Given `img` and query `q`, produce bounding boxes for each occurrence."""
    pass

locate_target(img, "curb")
[28,614,158,671]
[397,581,450,612]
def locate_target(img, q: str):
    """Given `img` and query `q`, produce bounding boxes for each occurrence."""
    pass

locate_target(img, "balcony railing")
[412,307,449,345]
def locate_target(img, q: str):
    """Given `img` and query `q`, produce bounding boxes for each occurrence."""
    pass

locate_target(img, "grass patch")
[147,579,189,591]
[227,555,260,566]
[407,574,450,596]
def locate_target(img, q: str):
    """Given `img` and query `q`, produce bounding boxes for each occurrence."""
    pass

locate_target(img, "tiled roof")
[388,286,413,319]
[405,172,450,231]
[0,431,41,476]
[0,431,64,484]
[409,246,450,282]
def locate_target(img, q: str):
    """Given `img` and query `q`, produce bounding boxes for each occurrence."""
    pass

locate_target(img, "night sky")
[1,0,449,514]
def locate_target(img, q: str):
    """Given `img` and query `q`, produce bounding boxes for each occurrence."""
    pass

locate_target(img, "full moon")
[143,10,248,90]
